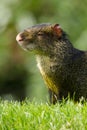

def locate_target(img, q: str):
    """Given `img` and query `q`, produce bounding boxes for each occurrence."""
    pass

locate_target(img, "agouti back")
[16,23,87,104]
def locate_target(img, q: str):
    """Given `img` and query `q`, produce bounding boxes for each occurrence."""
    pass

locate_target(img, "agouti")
[16,23,87,104]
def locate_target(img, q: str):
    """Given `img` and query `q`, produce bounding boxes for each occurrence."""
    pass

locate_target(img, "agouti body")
[16,23,87,104]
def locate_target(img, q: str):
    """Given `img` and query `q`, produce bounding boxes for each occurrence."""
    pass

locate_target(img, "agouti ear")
[52,24,63,38]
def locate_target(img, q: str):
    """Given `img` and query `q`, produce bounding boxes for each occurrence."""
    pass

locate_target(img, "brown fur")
[16,23,87,104]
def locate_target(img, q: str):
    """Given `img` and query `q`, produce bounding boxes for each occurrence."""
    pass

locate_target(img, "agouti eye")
[37,32,43,36]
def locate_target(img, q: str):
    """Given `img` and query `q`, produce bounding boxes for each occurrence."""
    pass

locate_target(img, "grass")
[0,99,87,130]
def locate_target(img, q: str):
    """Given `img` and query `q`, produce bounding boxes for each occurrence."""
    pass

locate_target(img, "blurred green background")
[0,0,87,102]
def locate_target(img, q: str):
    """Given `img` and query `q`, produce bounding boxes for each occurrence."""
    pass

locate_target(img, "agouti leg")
[48,89,58,104]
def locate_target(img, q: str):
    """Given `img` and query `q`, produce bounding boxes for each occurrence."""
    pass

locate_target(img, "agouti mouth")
[16,33,24,43]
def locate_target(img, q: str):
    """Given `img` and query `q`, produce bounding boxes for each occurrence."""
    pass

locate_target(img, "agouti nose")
[16,33,23,42]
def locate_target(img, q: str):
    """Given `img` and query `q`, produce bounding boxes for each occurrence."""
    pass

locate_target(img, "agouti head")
[16,23,67,55]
